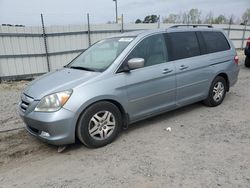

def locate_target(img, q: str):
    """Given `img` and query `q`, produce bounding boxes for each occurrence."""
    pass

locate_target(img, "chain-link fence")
[0,14,249,81]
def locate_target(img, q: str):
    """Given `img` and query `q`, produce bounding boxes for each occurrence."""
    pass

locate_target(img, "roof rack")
[170,24,213,28]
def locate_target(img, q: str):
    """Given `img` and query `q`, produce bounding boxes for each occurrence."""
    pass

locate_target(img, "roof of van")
[115,26,224,38]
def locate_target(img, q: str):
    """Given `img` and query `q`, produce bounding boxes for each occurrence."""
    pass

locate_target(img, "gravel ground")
[0,52,249,187]
[0,81,28,132]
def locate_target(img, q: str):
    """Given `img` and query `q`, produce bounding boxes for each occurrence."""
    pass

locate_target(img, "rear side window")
[167,32,200,61]
[201,31,230,53]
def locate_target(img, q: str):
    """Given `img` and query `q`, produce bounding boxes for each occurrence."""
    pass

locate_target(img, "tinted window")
[201,31,230,53]
[127,34,168,67]
[167,32,200,60]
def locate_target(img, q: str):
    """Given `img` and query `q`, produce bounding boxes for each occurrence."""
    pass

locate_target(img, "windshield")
[67,37,134,72]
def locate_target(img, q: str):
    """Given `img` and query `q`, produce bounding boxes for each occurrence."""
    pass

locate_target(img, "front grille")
[20,93,34,112]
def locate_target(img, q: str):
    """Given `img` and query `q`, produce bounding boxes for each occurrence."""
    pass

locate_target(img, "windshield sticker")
[119,38,134,42]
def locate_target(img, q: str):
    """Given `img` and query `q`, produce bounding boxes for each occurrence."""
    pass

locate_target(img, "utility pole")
[113,0,118,23]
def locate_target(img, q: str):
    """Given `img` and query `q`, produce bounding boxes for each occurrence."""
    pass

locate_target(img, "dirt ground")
[0,52,250,188]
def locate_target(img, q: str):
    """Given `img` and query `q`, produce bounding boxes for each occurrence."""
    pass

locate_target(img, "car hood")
[23,68,100,100]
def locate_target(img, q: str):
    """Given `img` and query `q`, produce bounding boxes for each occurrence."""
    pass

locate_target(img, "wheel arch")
[216,73,229,91]
[104,99,129,129]
[74,98,129,142]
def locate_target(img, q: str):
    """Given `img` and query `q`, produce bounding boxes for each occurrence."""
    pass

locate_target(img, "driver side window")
[127,34,168,68]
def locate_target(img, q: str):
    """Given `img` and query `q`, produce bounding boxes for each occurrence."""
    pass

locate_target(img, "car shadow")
[57,102,206,153]
[123,102,204,133]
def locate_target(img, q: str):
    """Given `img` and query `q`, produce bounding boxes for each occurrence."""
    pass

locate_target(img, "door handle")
[179,65,189,70]
[162,68,173,74]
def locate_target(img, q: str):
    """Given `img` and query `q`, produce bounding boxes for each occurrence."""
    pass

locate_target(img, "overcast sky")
[0,0,249,25]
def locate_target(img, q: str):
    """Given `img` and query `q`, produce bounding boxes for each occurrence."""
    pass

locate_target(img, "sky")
[0,0,249,26]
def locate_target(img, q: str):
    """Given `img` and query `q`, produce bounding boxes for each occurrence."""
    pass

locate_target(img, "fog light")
[40,131,50,137]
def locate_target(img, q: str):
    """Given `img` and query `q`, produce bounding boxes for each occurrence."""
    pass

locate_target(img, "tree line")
[135,8,250,25]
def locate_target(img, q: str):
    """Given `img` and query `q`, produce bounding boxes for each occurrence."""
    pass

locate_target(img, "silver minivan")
[19,25,240,148]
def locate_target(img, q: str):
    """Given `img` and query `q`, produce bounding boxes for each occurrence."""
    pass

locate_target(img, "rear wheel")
[245,56,250,67]
[77,101,122,148]
[203,76,226,107]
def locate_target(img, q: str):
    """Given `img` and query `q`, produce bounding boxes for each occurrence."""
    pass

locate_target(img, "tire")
[245,56,250,67]
[203,76,227,107]
[77,101,122,148]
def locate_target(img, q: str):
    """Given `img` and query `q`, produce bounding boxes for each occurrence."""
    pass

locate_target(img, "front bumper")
[19,107,76,146]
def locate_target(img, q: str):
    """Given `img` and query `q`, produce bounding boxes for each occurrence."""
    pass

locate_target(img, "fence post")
[121,14,124,33]
[40,14,50,72]
[227,18,232,36]
[87,13,91,47]
[241,20,247,49]
[158,15,160,29]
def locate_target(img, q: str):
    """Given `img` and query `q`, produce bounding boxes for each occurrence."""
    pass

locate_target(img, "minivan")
[19,25,240,148]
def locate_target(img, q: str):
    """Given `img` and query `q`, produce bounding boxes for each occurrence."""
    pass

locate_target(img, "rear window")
[167,32,200,61]
[201,31,230,53]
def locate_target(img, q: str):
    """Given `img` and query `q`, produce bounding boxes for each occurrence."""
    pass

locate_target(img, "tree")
[235,18,242,25]
[181,12,189,24]
[188,8,201,24]
[143,15,158,23]
[214,15,227,24]
[242,8,250,24]
[204,11,214,24]
[135,19,142,24]
[106,21,115,24]
[163,14,179,23]
[228,14,235,25]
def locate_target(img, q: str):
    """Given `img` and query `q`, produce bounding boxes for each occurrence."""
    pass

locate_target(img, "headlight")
[35,90,72,112]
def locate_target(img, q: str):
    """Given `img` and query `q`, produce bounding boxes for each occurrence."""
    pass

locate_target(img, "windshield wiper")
[68,66,97,72]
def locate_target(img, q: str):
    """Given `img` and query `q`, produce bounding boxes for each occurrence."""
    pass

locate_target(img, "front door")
[124,33,176,121]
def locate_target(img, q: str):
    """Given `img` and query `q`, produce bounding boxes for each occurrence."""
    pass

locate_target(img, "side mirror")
[127,58,145,70]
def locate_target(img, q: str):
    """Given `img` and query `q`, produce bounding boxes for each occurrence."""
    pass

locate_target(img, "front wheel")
[77,101,122,148]
[203,76,226,107]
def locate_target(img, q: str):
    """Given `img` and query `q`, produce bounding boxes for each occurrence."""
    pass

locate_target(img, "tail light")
[234,55,239,65]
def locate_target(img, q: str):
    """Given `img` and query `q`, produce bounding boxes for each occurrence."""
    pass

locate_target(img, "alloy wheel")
[212,81,225,102]
[88,111,116,140]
